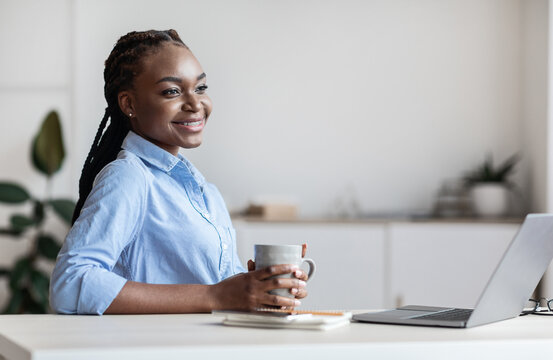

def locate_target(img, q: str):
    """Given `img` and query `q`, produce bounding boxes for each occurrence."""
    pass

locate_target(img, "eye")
[195,84,208,94]
[162,88,181,96]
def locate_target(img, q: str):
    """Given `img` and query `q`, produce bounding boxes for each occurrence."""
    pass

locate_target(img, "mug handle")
[301,258,316,281]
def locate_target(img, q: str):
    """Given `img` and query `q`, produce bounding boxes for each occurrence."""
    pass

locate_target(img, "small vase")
[470,183,510,218]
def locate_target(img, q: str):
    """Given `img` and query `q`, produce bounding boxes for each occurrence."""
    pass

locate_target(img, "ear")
[118,90,135,117]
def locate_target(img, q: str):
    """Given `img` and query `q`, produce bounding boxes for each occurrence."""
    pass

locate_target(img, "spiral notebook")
[212,309,352,330]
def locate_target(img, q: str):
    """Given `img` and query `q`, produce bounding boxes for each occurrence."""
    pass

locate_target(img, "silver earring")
[129,113,132,117]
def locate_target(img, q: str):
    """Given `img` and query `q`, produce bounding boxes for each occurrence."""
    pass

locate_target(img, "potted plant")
[0,110,75,313]
[464,154,519,218]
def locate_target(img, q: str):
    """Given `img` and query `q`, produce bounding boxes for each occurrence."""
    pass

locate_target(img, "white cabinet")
[234,221,387,310]
[233,219,521,310]
[388,222,519,308]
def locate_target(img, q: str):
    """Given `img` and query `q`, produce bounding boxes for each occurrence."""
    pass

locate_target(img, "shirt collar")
[121,131,206,186]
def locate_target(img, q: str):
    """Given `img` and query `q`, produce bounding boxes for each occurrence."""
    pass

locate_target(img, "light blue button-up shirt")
[50,131,246,315]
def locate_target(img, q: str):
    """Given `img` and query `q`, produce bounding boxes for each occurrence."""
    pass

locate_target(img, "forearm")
[105,281,217,314]
[104,264,306,314]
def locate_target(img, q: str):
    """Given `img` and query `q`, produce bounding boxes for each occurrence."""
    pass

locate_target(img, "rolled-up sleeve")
[50,159,146,314]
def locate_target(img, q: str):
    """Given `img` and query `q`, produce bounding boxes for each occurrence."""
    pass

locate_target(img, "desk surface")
[1,313,552,360]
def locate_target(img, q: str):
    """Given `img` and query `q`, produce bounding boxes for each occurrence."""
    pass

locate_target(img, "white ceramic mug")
[254,244,316,298]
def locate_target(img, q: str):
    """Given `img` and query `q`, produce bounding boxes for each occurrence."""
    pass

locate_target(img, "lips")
[171,118,205,132]
[172,118,203,126]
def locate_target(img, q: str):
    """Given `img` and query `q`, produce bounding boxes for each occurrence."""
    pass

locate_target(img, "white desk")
[1,313,552,360]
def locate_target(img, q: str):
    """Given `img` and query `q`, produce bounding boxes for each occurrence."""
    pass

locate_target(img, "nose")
[182,93,201,112]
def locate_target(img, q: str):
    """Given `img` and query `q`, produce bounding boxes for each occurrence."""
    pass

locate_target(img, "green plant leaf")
[22,288,47,314]
[31,110,65,176]
[2,290,23,314]
[49,199,76,224]
[10,214,36,232]
[9,257,31,290]
[31,137,47,176]
[37,235,61,260]
[464,154,519,184]
[33,200,45,225]
[496,154,519,181]
[0,182,31,203]
[0,228,24,236]
[29,270,50,307]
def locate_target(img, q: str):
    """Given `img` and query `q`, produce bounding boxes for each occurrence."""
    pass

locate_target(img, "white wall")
[522,0,548,214]
[0,0,73,309]
[73,0,527,217]
[0,0,73,195]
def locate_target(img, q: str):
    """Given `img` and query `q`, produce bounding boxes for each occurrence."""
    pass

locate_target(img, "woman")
[50,29,308,315]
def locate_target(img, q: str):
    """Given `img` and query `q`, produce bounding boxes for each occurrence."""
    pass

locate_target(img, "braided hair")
[72,29,187,224]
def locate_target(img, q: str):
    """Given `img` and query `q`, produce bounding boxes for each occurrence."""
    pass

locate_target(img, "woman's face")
[119,43,213,156]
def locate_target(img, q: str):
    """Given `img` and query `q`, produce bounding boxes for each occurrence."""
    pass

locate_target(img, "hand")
[211,264,305,311]
[246,243,309,300]
[293,243,309,299]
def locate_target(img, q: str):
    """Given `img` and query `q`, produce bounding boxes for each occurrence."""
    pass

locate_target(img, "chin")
[182,143,202,149]
[181,138,203,149]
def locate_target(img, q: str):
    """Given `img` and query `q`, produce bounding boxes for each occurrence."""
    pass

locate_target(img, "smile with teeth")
[174,119,203,126]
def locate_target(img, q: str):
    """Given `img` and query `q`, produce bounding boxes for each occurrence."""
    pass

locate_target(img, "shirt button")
[223,244,228,250]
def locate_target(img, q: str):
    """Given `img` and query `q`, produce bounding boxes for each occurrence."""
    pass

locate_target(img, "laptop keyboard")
[413,308,473,321]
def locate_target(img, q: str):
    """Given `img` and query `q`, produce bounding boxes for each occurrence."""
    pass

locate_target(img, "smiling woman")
[48,29,309,315]
[118,43,212,154]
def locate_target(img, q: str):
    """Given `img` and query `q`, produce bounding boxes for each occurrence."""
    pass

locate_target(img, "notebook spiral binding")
[256,308,347,316]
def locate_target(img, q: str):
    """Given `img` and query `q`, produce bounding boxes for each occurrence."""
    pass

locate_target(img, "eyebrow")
[156,73,206,84]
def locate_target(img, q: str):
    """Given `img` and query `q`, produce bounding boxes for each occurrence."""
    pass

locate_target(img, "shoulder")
[92,150,149,192]
[76,150,150,228]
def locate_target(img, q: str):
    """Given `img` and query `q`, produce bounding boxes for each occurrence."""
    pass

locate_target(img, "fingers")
[247,259,255,272]
[292,287,308,299]
[301,243,307,257]
[293,269,308,281]
[217,270,308,311]
[255,264,299,280]
[244,264,309,309]
[261,276,306,292]
[260,293,301,308]
[255,265,308,293]
[288,276,307,299]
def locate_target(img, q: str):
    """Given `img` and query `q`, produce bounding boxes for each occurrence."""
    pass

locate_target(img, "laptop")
[353,214,553,328]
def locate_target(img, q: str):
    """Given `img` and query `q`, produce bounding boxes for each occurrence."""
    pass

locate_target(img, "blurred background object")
[244,203,298,221]
[433,179,471,218]
[464,154,520,217]
[0,111,75,313]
